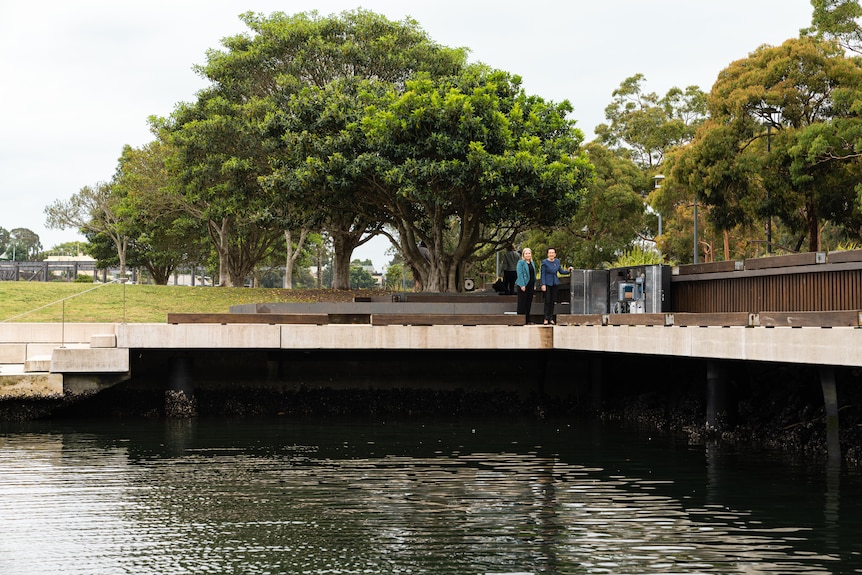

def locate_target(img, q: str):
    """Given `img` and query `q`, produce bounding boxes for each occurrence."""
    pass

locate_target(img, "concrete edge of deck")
[1,322,860,398]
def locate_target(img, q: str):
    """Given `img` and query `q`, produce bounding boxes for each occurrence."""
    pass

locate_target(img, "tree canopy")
[805,0,862,54]
[673,36,862,255]
[595,74,707,169]
[355,67,592,291]
[164,9,468,288]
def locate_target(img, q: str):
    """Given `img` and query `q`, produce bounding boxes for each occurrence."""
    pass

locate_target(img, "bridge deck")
[2,311,862,399]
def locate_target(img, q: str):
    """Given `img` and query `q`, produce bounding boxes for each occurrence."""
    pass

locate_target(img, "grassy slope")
[0,282,384,323]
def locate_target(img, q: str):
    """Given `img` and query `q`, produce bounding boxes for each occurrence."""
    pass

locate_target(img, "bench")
[370,313,525,326]
[167,313,331,325]
[756,310,862,327]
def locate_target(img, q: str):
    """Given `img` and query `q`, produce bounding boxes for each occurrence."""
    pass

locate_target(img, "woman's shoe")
[543,319,549,325]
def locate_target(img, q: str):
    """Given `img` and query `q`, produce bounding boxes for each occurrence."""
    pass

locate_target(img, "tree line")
[0,227,43,261]
[43,1,862,289]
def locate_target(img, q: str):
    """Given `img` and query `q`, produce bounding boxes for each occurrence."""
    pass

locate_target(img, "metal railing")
[0,261,98,282]
[1,278,127,347]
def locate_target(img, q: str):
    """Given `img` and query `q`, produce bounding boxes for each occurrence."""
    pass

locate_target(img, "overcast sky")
[0,0,815,270]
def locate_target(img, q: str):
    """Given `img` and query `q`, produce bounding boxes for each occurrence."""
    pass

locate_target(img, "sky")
[0,0,815,271]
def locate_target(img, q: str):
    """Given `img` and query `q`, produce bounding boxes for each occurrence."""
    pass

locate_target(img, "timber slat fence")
[557,310,862,328]
[671,250,862,313]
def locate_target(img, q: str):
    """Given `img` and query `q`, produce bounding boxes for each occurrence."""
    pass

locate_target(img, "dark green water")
[1,417,860,574]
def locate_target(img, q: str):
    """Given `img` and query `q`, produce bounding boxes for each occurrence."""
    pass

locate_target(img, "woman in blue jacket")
[539,248,573,324]
[515,248,536,322]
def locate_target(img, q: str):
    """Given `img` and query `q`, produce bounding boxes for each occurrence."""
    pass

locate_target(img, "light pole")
[693,191,699,264]
[651,174,664,258]
[763,106,781,255]
[766,121,773,254]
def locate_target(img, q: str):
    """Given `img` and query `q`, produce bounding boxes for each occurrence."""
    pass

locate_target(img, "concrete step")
[25,355,52,373]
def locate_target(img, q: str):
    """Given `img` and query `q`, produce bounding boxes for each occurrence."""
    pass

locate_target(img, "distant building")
[45,254,96,263]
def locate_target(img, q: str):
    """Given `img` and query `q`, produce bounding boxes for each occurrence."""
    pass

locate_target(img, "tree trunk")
[807,201,820,252]
[330,227,375,290]
[331,236,354,290]
[208,218,232,287]
[113,235,128,281]
[229,269,244,288]
[283,228,309,289]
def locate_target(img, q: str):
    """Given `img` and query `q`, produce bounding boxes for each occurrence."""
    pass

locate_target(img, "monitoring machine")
[608,264,671,314]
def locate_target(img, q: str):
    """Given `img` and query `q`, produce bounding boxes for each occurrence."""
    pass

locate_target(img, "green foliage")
[44,182,128,269]
[0,227,9,259]
[595,74,707,168]
[608,245,665,268]
[357,65,592,291]
[47,241,89,257]
[114,140,210,284]
[6,228,43,261]
[554,142,652,268]
[50,9,595,292]
[805,0,862,54]
[676,36,862,254]
[349,264,377,289]
[210,9,467,289]
[384,263,413,290]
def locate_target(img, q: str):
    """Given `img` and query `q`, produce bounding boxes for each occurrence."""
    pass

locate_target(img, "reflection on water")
[1,418,860,574]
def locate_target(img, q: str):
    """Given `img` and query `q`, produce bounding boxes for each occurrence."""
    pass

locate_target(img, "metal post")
[693,194,699,264]
[766,124,772,254]
[820,366,841,463]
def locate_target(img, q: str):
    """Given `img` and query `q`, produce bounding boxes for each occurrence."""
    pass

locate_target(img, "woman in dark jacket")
[539,247,573,324]
[515,248,536,321]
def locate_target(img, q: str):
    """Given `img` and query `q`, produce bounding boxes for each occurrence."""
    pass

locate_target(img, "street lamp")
[763,106,781,254]
[693,191,699,264]
[652,174,664,236]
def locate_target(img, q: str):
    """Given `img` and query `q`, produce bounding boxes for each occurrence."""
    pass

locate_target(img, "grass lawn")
[0,282,388,323]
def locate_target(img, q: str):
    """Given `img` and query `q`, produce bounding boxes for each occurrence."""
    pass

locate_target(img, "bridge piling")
[166,355,197,418]
[819,366,841,463]
[706,360,728,430]
[590,357,603,413]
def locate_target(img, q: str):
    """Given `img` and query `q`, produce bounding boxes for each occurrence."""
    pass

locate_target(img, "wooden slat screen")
[671,269,862,313]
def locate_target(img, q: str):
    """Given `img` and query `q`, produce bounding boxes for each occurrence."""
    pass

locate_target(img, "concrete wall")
[554,325,862,367]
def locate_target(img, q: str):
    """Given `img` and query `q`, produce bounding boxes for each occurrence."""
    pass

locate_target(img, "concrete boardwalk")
[1,320,860,397]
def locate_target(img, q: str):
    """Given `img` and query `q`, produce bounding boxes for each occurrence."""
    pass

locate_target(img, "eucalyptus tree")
[595,74,707,169]
[675,36,862,254]
[805,0,862,54]
[593,75,707,263]
[356,66,592,292]
[6,228,42,261]
[45,182,129,276]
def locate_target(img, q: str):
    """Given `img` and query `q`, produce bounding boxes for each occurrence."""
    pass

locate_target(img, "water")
[1,417,860,575]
